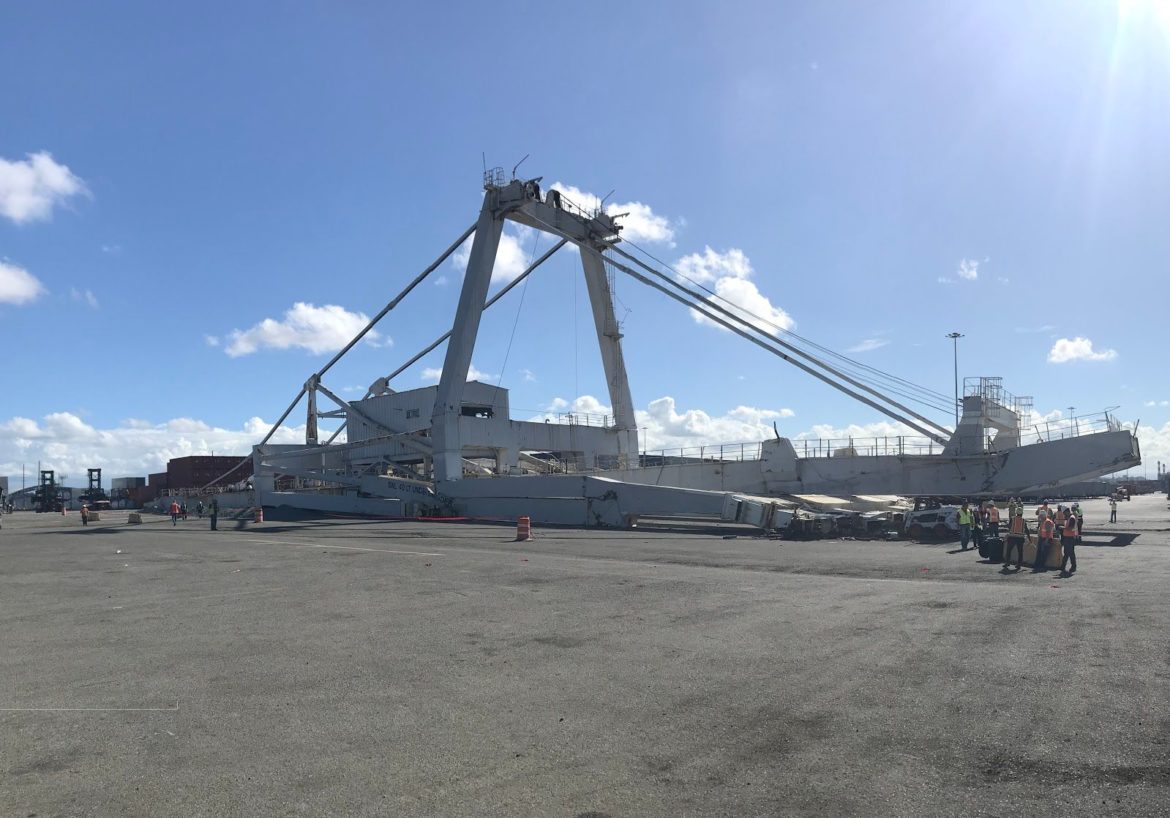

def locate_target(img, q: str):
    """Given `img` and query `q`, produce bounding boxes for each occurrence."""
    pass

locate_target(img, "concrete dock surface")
[2,494,1168,817]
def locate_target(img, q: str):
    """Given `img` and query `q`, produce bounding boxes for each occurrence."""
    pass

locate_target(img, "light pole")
[1067,406,1076,437]
[946,332,963,428]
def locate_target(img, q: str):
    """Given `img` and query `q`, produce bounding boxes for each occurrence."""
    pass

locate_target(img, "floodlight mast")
[430,173,638,482]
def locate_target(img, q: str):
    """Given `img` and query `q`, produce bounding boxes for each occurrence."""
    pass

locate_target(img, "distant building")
[166,455,253,491]
[111,476,151,508]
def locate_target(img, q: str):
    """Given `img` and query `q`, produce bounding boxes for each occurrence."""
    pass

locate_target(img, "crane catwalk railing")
[1017,411,1116,446]
[627,412,1118,466]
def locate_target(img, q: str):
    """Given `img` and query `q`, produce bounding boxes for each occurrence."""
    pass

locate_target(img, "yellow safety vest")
[958,509,973,525]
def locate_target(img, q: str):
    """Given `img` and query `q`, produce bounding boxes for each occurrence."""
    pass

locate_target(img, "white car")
[903,505,961,540]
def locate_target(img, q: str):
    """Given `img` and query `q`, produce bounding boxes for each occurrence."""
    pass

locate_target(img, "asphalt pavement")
[2,494,1168,817]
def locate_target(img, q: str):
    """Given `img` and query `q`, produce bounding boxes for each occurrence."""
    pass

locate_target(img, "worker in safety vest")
[1035,502,1049,525]
[1072,502,1084,542]
[986,502,1001,537]
[1060,508,1079,575]
[1002,510,1032,571]
[1109,496,1118,523]
[1033,512,1056,571]
[971,503,985,551]
[957,502,975,551]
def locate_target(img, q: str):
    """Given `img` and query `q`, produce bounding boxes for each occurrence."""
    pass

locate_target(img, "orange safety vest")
[988,505,1001,522]
[1063,516,1078,537]
[1040,518,1055,539]
[1009,516,1027,536]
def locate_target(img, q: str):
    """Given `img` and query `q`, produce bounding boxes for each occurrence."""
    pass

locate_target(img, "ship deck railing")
[629,411,1120,464]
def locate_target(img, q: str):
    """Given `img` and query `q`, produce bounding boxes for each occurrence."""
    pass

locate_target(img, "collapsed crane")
[227,168,1138,524]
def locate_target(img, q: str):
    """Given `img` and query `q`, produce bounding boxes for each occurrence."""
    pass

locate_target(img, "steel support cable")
[600,243,954,439]
[619,238,953,404]
[619,243,954,411]
[613,243,955,415]
[315,380,432,457]
[491,227,545,408]
[198,223,476,493]
[621,246,958,418]
[518,213,948,439]
[804,370,954,416]
[795,365,954,415]
[195,384,307,493]
[619,238,955,406]
[594,251,949,443]
[367,238,568,394]
[316,221,477,381]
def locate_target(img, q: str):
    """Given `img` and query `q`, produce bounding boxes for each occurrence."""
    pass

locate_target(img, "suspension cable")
[620,237,955,407]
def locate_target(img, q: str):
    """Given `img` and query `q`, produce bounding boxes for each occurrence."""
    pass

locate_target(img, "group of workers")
[169,498,220,529]
[957,498,1083,578]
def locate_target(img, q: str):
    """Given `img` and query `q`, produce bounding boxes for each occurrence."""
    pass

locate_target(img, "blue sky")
[3,0,1169,486]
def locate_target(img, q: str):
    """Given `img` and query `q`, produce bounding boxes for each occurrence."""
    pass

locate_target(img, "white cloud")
[204,335,220,348]
[1143,400,1170,408]
[451,227,531,285]
[846,338,889,353]
[1127,420,1170,474]
[675,246,753,284]
[0,412,323,484]
[433,275,449,287]
[609,200,675,246]
[0,260,47,305]
[672,247,794,334]
[520,368,537,382]
[70,287,99,309]
[0,151,87,225]
[956,258,979,280]
[224,302,387,357]
[792,419,932,445]
[420,364,498,383]
[698,275,795,333]
[532,395,795,451]
[101,244,121,254]
[550,183,676,246]
[937,277,953,285]
[1047,337,1118,364]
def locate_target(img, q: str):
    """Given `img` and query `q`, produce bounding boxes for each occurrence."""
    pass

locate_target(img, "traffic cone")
[515,515,532,541]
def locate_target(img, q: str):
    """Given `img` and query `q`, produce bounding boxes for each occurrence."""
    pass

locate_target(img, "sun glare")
[1118,0,1170,29]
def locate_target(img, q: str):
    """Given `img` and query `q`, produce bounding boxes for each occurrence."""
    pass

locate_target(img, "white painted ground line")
[239,537,443,557]
[0,705,180,712]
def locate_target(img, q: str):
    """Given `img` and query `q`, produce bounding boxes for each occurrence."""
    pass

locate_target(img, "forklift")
[79,468,111,511]
[33,470,63,513]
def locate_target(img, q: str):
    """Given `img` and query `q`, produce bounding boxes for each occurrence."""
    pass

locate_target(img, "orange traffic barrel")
[516,515,532,541]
